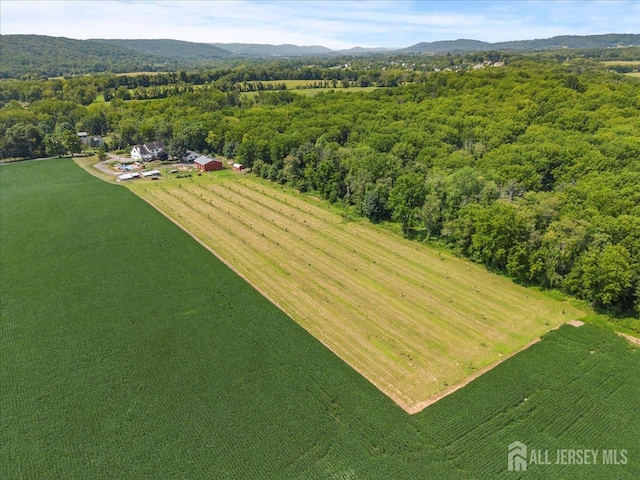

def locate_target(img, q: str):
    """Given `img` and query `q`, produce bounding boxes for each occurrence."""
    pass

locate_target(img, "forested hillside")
[1,54,638,319]
[493,33,640,51]
[0,35,180,78]
[211,43,333,56]
[401,34,640,53]
[2,34,639,79]
[92,39,231,59]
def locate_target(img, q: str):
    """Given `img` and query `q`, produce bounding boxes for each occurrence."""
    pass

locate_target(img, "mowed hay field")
[130,175,583,411]
[2,160,639,479]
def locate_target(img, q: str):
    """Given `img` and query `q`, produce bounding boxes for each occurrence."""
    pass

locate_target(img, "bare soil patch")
[617,332,640,347]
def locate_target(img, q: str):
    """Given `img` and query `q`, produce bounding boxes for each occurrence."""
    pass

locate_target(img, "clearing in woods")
[129,175,584,412]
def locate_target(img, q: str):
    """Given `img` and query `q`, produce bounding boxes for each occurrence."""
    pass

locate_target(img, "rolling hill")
[400,34,640,54]
[2,33,639,78]
[92,38,231,60]
[0,34,174,78]
[211,42,391,56]
[210,42,333,56]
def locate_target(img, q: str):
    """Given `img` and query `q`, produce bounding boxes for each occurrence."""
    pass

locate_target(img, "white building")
[182,150,200,162]
[131,142,165,161]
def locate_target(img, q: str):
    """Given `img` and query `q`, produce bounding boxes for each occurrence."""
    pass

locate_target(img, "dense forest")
[1,50,639,320]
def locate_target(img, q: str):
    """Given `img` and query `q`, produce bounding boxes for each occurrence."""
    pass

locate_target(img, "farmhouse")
[194,156,223,172]
[131,142,165,161]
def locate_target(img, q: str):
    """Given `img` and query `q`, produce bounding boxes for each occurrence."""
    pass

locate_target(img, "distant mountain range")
[210,43,391,56]
[215,34,640,56]
[400,34,640,54]
[1,34,638,78]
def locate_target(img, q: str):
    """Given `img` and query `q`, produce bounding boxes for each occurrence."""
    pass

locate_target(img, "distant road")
[93,161,119,176]
[92,154,126,176]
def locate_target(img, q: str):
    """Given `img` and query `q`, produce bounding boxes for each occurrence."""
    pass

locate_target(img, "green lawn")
[1,159,638,478]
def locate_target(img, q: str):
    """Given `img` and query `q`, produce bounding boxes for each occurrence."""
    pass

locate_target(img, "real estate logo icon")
[508,441,528,472]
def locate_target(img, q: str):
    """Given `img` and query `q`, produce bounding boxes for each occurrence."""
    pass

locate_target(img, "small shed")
[194,156,223,172]
[232,163,244,171]
[118,172,141,181]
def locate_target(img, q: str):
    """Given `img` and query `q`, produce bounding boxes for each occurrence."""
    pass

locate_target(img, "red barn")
[194,156,223,172]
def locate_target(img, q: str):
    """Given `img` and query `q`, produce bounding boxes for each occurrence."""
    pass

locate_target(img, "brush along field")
[130,175,583,412]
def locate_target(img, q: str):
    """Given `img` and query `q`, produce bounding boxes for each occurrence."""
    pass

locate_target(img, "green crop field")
[243,85,379,99]
[601,61,640,66]
[287,86,379,97]
[129,174,583,412]
[2,160,639,479]
[247,79,352,89]
[248,79,320,88]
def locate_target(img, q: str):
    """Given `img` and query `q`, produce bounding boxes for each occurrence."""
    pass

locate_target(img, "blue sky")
[1,1,638,49]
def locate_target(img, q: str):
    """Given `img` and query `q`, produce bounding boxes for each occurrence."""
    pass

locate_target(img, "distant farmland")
[601,61,640,66]
[2,160,638,479]
[130,175,584,412]
[241,79,380,97]
[247,79,371,89]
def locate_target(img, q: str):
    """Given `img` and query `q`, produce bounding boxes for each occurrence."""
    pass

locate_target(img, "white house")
[131,142,165,161]
[181,150,200,162]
